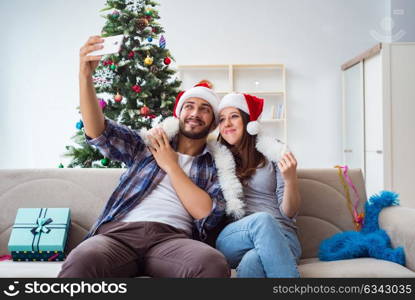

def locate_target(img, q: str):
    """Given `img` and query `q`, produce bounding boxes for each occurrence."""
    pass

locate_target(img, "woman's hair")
[218,109,265,183]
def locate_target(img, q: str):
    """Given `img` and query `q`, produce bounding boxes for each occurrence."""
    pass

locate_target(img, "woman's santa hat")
[218,92,288,160]
[218,93,264,135]
[173,81,220,124]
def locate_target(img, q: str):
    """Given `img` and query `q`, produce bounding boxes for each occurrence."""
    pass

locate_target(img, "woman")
[215,93,302,278]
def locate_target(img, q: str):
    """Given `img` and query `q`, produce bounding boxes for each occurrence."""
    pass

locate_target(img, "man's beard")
[179,118,212,140]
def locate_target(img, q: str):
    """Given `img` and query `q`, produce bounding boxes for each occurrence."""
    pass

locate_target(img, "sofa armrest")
[380,206,415,272]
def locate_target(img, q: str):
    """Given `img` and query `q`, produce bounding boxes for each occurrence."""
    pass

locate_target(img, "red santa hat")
[173,81,220,124]
[218,93,264,135]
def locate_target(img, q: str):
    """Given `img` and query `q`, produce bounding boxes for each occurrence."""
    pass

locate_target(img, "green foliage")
[63,0,181,169]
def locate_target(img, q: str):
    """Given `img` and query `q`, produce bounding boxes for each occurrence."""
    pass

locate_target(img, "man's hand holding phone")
[79,35,124,78]
[79,36,105,78]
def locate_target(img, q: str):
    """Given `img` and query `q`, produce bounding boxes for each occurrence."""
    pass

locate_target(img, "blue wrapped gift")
[8,208,71,262]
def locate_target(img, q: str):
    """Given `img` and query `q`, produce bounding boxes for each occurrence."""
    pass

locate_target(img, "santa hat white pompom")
[246,120,261,135]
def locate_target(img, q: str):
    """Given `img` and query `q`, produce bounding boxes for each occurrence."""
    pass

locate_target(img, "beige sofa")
[0,168,414,278]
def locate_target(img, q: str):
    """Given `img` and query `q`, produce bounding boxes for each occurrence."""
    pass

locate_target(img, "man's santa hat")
[218,93,264,135]
[173,81,220,124]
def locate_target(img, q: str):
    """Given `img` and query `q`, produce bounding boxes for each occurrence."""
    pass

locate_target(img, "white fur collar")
[139,117,245,219]
[139,116,180,146]
[255,132,288,164]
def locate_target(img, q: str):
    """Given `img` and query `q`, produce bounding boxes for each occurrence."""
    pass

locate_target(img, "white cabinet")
[363,53,385,198]
[342,61,364,170]
[342,43,415,207]
[177,64,287,142]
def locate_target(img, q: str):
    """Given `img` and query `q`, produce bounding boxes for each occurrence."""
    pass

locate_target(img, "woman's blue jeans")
[216,212,301,278]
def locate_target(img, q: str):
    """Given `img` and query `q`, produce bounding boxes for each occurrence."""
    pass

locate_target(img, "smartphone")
[87,34,124,56]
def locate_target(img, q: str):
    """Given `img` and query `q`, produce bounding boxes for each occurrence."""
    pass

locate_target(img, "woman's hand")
[277,152,298,184]
[278,152,301,218]
[148,128,179,174]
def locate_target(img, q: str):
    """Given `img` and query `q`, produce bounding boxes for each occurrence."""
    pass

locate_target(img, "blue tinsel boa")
[319,190,405,265]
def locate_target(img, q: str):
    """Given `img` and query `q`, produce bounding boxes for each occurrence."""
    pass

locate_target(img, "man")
[58,36,232,278]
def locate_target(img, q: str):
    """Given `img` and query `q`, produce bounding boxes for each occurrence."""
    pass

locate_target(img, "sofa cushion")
[298,258,415,277]
[0,260,63,278]
[2,258,413,278]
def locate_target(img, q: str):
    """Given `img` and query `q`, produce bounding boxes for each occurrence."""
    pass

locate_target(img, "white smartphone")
[87,34,124,56]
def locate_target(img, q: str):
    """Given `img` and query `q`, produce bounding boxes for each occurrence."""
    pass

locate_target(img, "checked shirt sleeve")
[193,176,227,241]
[85,118,146,167]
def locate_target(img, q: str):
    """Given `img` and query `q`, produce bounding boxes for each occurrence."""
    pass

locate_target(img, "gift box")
[8,208,71,262]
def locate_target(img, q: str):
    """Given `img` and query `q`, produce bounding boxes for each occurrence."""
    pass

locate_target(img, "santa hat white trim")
[174,86,220,124]
[218,93,250,115]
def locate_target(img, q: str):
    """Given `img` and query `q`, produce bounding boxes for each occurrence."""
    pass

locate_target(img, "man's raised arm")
[79,36,105,139]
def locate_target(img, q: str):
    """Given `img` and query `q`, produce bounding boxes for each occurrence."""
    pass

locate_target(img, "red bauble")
[103,59,113,66]
[131,85,142,93]
[114,93,123,102]
[148,114,157,119]
[128,51,135,59]
[146,15,152,21]
[140,106,150,116]
[164,57,171,65]
[151,27,157,33]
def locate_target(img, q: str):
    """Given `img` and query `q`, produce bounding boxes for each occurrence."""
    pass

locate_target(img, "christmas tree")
[63,0,181,168]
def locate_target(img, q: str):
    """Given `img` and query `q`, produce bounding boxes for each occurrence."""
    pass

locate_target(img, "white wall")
[0,0,104,169]
[0,0,394,169]
[391,0,415,42]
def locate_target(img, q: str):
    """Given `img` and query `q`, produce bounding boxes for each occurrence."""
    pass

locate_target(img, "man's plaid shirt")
[83,118,226,242]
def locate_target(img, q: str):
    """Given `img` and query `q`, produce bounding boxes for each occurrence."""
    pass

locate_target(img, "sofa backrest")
[296,168,366,258]
[0,168,366,259]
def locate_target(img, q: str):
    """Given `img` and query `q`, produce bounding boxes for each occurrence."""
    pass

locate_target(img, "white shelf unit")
[177,64,287,142]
